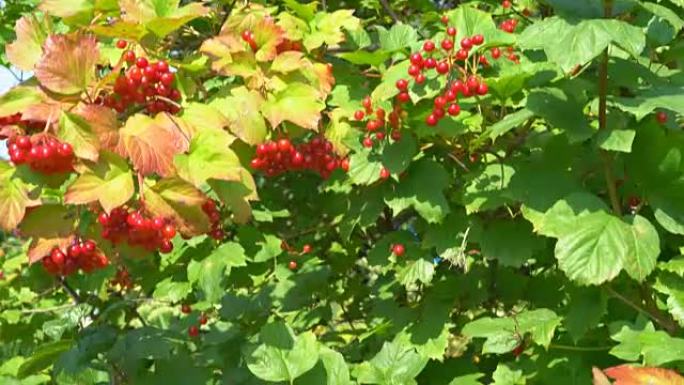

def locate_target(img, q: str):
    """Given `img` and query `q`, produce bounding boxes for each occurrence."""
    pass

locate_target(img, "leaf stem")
[378,0,401,23]
[548,344,612,352]
[604,285,678,335]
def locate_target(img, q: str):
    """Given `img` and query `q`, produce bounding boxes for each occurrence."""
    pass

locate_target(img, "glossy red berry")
[424,57,437,69]
[448,103,461,116]
[441,15,449,25]
[302,244,312,254]
[288,260,298,270]
[415,73,426,84]
[447,27,457,36]
[123,50,136,63]
[362,96,372,110]
[461,37,473,50]
[503,0,512,8]
[491,47,502,59]
[362,137,374,148]
[423,40,436,52]
[476,83,489,95]
[116,40,127,49]
[441,39,454,51]
[199,314,208,325]
[408,65,421,76]
[397,92,411,103]
[354,110,365,121]
[426,114,438,126]
[656,111,668,124]
[396,79,408,91]
[392,244,405,257]
[436,61,450,74]
[181,304,192,314]
[434,96,447,109]
[410,53,423,66]
[135,57,149,68]
[188,325,200,337]
[472,34,484,45]
[380,167,390,179]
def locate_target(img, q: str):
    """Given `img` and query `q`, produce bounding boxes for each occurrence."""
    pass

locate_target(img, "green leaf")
[0,162,37,231]
[245,322,320,383]
[174,129,245,187]
[5,15,48,72]
[523,192,609,238]
[526,88,593,143]
[596,129,636,153]
[654,271,684,327]
[261,83,325,130]
[622,215,660,282]
[337,50,392,67]
[397,258,435,287]
[554,211,627,285]
[564,286,608,342]
[152,278,192,303]
[64,151,135,214]
[18,340,73,378]
[58,111,99,161]
[516,309,563,348]
[188,242,246,303]
[641,3,684,32]
[210,86,267,145]
[614,85,684,119]
[382,134,417,175]
[463,163,515,214]
[377,24,418,52]
[485,108,534,140]
[143,177,211,236]
[445,5,513,46]
[386,159,450,223]
[354,341,429,385]
[348,149,384,186]
[479,219,545,267]
[610,323,684,366]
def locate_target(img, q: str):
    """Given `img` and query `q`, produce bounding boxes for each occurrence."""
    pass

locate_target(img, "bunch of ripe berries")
[354,96,404,149]
[7,134,74,174]
[250,137,349,179]
[98,40,181,115]
[97,207,177,254]
[42,239,109,276]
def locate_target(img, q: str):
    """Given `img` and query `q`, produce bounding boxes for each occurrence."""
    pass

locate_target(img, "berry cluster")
[499,18,519,33]
[42,239,109,276]
[354,95,404,148]
[111,267,133,289]
[98,42,181,114]
[97,207,176,254]
[180,304,208,338]
[250,137,349,179]
[392,18,497,126]
[7,135,74,174]
[241,30,259,51]
[276,39,303,53]
[202,199,225,240]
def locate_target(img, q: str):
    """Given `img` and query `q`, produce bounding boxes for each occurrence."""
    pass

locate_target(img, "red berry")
[156,60,169,73]
[159,240,173,254]
[476,83,489,95]
[472,34,484,45]
[423,41,436,52]
[424,58,437,69]
[392,244,405,257]
[162,224,176,239]
[210,228,225,240]
[445,90,457,102]
[202,199,217,214]
[434,96,447,109]
[288,260,298,270]
[98,212,109,226]
[199,314,208,325]
[441,39,454,51]
[503,0,512,8]
[181,304,191,314]
[410,53,423,66]
[408,65,421,76]
[491,47,502,59]
[396,79,408,91]
[116,40,127,49]
[302,244,312,254]
[188,325,200,337]
[123,50,136,63]
[241,30,253,42]
[467,76,480,91]
[426,114,438,126]
[456,49,469,61]
[448,103,461,116]
[415,73,426,84]
[354,110,365,121]
[447,27,457,36]
[362,137,373,148]
[656,111,668,124]
[436,61,450,74]
[441,15,449,25]
[135,57,149,68]
[362,96,372,110]
[375,132,386,140]
[380,167,390,179]
[461,37,473,50]
[16,136,31,150]
[397,92,411,103]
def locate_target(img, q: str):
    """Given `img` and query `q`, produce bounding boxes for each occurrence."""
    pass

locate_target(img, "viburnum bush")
[1,0,684,384]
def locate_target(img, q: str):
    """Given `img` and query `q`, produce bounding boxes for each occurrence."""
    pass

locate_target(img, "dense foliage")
[1,0,684,384]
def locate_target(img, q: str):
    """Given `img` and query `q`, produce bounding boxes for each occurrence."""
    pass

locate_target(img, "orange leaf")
[119,113,190,177]
[34,33,99,95]
[74,104,121,153]
[593,367,612,385]
[200,34,259,78]
[19,204,76,264]
[605,365,684,385]
[0,162,40,232]
[143,177,211,236]
[6,15,48,71]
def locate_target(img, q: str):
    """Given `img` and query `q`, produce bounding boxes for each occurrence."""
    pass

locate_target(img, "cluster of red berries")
[42,239,109,276]
[97,207,177,254]
[241,30,259,51]
[276,38,303,53]
[250,137,349,179]
[7,135,74,174]
[181,304,208,337]
[281,241,313,271]
[354,96,403,147]
[111,267,133,289]
[98,40,181,114]
[202,199,225,241]
[499,18,519,33]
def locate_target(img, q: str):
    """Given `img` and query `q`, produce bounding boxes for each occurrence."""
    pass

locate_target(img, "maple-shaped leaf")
[19,204,77,263]
[261,83,325,130]
[250,18,287,62]
[5,15,48,71]
[64,151,135,214]
[74,104,120,152]
[120,0,210,38]
[119,113,190,177]
[143,177,211,236]
[39,0,95,23]
[200,34,259,78]
[0,162,40,231]
[58,111,100,161]
[174,130,245,187]
[304,10,361,51]
[210,86,267,144]
[604,365,684,385]
[0,86,45,117]
[180,103,230,134]
[34,33,99,95]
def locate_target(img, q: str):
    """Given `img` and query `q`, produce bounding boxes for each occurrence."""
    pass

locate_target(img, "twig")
[378,0,401,23]
[58,277,81,304]
[549,344,612,352]
[604,285,677,335]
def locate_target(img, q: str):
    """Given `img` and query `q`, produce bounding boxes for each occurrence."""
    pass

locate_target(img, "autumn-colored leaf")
[119,113,190,177]
[89,21,148,41]
[74,104,120,152]
[261,82,325,130]
[200,34,259,78]
[34,33,99,95]
[19,204,76,264]
[39,0,94,21]
[58,111,100,161]
[251,18,287,62]
[0,162,40,232]
[604,365,684,385]
[143,177,211,236]
[593,367,613,385]
[5,15,48,71]
[64,151,135,213]
[210,86,267,145]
